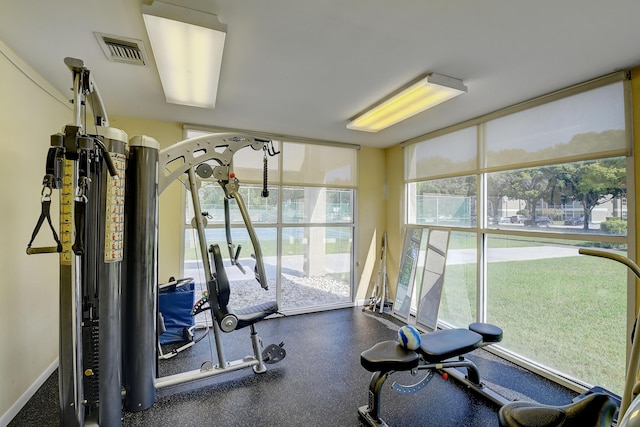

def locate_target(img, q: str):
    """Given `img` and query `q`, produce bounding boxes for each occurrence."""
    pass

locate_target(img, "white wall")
[0,41,72,422]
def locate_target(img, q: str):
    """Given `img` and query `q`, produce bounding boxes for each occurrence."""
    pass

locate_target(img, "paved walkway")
[447,245,580,265]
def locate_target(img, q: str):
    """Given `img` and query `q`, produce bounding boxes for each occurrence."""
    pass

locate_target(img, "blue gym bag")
[158,279,195,345]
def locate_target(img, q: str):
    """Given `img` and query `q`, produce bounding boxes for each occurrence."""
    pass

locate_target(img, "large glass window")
[487,159,627,235]
[438,231,477,328]
[485,83,627,170]
[485,235,626,392]
[405,76,630,394]
[407,176,477,227]
[181,131,357,315]
[405,126,477,180]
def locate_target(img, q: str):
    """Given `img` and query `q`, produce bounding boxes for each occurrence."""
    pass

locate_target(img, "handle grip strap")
[72,199,85,255]
[26,197,62,255]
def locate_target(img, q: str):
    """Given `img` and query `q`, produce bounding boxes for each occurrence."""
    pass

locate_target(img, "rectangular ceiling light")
[347,73,467,132]
[142,1,226,108]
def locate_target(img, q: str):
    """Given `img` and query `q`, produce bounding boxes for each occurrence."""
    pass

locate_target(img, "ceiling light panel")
[347,73,467,133]
[142,1,226,109]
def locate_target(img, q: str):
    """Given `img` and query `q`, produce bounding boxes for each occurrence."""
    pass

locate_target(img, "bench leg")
[358,371,390,427]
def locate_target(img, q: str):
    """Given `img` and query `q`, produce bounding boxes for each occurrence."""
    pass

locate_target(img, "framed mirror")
[392,227,423,322]
[415,229,450,331]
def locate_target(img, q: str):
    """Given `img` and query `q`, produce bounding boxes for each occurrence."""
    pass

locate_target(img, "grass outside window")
[440,237,627,394]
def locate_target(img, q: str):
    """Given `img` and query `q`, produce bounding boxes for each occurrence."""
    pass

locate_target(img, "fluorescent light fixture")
[142,1,226,108]
[347,73,467,132]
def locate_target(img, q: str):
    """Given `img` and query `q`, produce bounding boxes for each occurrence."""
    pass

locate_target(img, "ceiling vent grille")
[95,32,148,66]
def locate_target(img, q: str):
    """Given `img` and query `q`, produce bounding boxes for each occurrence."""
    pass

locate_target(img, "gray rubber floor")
[9,308,576,426]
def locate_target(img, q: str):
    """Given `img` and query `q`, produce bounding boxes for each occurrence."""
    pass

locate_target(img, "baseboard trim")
[0,358,58,426]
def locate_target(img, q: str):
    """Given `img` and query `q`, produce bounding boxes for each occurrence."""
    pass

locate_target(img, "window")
[405,75,630,394]
[406,176,477,227]
[182,130,357,314]
[485,235,626,392]
[487,159,627,235]
[405,126,477,180]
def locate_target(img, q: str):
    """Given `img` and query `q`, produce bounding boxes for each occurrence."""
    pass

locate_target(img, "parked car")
[524,216,552,226]
[510,215,526,224]
[564,216,584,226]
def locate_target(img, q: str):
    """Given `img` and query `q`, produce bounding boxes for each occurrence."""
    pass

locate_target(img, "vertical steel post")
[96,128,127,425]
[123,136,159,411]
[59,71,84,427]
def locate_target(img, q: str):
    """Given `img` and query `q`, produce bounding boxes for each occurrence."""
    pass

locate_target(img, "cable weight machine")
[27,57,127,426]
[27,58,283,426]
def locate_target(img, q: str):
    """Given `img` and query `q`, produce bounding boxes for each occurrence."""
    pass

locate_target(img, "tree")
[487,172,512,220]
[552,159,626,229]
[502,168,555,227]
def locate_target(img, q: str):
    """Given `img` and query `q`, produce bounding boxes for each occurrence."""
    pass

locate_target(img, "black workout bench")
[358,322,505,427]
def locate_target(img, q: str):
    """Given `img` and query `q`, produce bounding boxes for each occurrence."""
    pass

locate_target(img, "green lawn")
[442,254,627,393]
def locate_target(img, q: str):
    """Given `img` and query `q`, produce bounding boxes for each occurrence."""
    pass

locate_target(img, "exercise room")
[3,1,640,426]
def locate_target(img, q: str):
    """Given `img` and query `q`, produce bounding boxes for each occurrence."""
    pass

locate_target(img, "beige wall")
[355,147,387,301]
[0,43,72,420]
[382,145,405,301]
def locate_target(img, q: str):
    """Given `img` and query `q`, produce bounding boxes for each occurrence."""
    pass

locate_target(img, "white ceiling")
[2,0,640,149]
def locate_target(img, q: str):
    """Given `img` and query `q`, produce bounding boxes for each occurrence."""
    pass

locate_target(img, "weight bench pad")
[469,322,503,343]
[419,329,482,362]
[361,340,420,373]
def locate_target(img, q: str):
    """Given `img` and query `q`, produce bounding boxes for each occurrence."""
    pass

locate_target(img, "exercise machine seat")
[361,340,420,372]
[208,244,278,332]
[498,392,617,427]
[420,329,482,362]
[234,301,279,330]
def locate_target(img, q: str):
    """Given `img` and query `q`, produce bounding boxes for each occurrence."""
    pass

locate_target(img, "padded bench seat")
[469,322,503,343]
[419,329,482,362]
[360,323,504,372]
[358,322,505,427]
[361,340,420,372]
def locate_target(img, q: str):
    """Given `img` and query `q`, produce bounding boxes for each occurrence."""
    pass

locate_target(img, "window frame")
[403,72,634,393]
[179,127,359,314]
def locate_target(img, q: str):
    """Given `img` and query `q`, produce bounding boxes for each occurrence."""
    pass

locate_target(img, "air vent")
[95,32,148,66]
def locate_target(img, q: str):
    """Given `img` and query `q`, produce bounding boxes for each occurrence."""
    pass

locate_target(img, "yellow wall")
[383,145,405,301]
[0,43,72,421]
[355,147,387,301]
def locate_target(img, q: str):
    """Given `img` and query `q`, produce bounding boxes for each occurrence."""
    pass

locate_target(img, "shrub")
[600,217,627,235]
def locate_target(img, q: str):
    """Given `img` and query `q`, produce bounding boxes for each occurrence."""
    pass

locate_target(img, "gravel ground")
[187,273,351,325]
